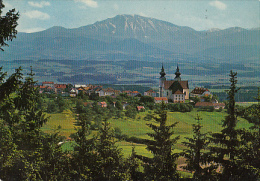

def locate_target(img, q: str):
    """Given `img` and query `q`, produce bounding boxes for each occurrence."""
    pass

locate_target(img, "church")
[159,65,189,103]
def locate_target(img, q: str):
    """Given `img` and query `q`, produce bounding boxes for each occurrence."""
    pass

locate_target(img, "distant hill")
[1,14,259,63]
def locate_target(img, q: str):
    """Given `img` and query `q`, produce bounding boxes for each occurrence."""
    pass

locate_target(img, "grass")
[50,108,252,158]
[42,109,77,138]
[53,107,252,177]
[236,102,258,107]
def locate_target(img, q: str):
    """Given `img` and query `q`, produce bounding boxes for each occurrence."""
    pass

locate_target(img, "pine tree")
[210,70,244,180]
[95,120,129,181]
[0,68,68,180]
[238,88,260,179]
[181,115,215,180]
[127,147,144,181]
[0,0,19,51]
[144,102,179,181]
[72,111,96,180]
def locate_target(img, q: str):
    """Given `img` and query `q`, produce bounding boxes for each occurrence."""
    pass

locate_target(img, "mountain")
[1,14,259,62]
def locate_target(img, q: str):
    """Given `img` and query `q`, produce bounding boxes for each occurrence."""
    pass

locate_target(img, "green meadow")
[42,108,252,155]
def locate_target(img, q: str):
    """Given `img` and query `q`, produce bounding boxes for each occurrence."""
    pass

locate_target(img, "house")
[95,87,105,97]
[137,106,145,111]
[98,102,107,108]
[39,85,47,93]
[54,84,67,94]
[122,102,130,110]
[159,65,189,103]
[144,89,157,97]
[212,103,225,109]
[190,87,212,101]
[75,84,87,88]
[131,91,140,97]
[42,81,54,88]
[154,97,168,104]
[70,89,77,97]
[83,102,93,107]
[122,90,132,96]
[195,102,225,109]
[103,88,115,96]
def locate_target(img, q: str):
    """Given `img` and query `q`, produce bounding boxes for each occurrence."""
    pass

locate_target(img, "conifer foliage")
[210,71,244,180]
[144,102,179,180]
[0,0,19,51]
[182,115,213,180]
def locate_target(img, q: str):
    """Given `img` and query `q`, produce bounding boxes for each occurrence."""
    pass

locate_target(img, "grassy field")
[43,108,252,155]
[46,108,251,179]
[41,109,77,138]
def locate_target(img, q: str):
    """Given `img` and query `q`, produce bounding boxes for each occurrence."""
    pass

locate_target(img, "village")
[37,65,225,111]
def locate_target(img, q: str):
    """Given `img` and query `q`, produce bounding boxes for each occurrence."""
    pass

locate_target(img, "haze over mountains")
[1,14,259,63]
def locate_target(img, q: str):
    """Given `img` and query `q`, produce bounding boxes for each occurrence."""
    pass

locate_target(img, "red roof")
[122,90,131,93]
[55,84,66,89]
[195,102,225,108]
[191,87,208,94]
[137,106,145,111]
[154,97,168,101]
[83,102,93,107]
[132,91,139,94]
[42,81,54,84]
[145,89,156,93]
[213,103,225,106]
[99,102,107,105]
[174,90,184,94]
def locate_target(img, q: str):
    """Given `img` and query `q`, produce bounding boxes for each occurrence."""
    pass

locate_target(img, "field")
[41,107,252,178]
[42,108,252,154]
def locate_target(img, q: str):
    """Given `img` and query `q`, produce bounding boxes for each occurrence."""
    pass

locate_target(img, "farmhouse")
[154,97,168,104]
[144,89,157,97]
[195,102,225,109]
[159,65,189,103]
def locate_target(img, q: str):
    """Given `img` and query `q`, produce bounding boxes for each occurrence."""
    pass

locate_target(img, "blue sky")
[3,0,260,33]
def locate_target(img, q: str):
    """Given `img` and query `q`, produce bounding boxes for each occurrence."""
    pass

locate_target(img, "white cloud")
[209,1,227,10]
[28,1,50,8]
[74,0,98,8]
[20,27,46,33]
[24,10,50,20]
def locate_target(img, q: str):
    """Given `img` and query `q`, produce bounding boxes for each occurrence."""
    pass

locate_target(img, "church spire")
[160,64,166,78]
[174,64,181,81]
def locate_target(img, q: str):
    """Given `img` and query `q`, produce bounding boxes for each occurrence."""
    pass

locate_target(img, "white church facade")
[159,65,189,103]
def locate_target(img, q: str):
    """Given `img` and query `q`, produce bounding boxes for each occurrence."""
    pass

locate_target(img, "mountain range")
[1,14,259,63]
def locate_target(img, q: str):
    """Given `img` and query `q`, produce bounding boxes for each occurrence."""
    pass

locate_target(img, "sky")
[2,0,260,33]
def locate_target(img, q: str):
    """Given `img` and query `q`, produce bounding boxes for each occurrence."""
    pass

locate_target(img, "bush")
[47,101,58,113]
[125,105,137,119]
[168,103,193,112]
[197,106,215,112]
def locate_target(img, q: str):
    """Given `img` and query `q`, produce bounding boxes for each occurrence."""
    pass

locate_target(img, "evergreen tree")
[144,102,179,180]
[210,71,245,180]
[0,68,68,180]
[127,147,144,181]
[238,88,260,179]
[71,111,96,180]
[0,0,19,51]
[181,115,215,180]
[95,120,129,181]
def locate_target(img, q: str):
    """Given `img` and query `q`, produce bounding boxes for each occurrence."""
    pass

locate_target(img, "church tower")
[174,64,181,81]
[159,64,166,97]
